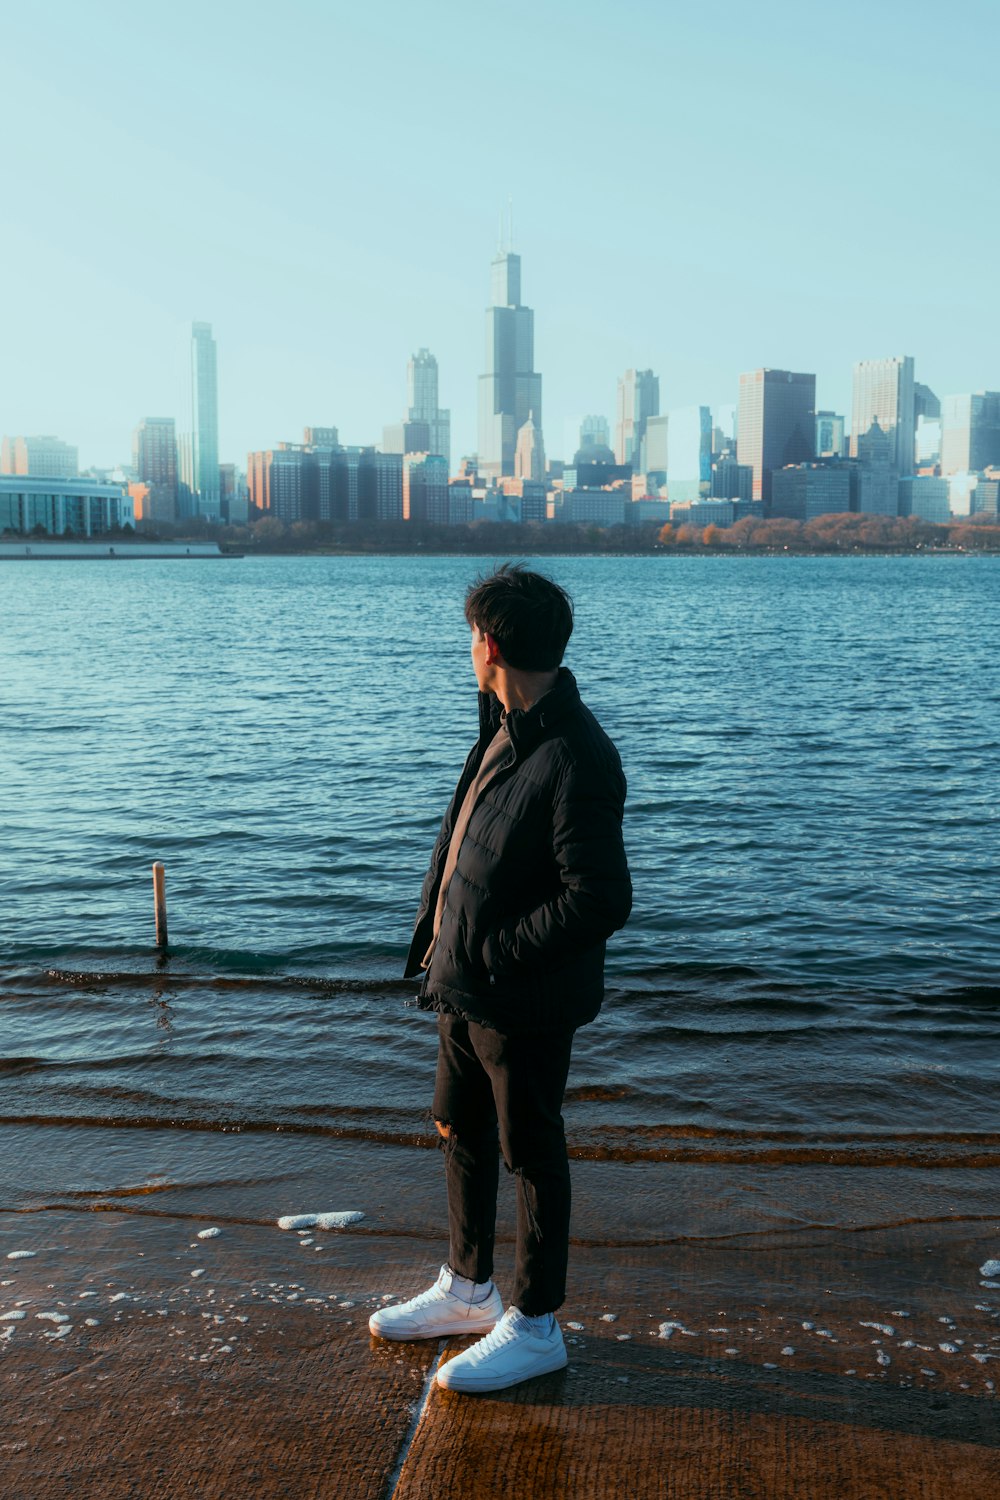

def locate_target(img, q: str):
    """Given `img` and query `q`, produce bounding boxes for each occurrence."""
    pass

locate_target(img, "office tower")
[1,435,78,478]
[579,415,610,452]
[176,433,196,518]
[514,412,545,482]
[477,246,543,479]
[303,426,339,448]
[382,419,431,456]
[403,453,449,524]
[711,457,754,500]
[713,404,737,454]
[665,406,712,503]
[939,393,1000,476]
[737,369,816,506]
[913,384,940,422]
[407,349,451,470]
[854,421,899,515]
[190,321,220,515]
[615,369,659,466]
[641,415,669,484]
[816,411,846,457]
[916,416,942,465]
[850,356,915,475]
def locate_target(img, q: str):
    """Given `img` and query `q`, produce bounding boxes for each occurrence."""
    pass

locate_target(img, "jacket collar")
[477,667,580,755]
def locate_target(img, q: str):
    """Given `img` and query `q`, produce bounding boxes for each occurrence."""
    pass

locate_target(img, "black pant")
[432,1011,575,1317]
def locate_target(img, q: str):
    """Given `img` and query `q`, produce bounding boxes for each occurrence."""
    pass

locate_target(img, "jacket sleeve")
[482,751,631,974]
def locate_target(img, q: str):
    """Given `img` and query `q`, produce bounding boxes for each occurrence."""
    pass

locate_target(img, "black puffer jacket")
[404,668,631,1034]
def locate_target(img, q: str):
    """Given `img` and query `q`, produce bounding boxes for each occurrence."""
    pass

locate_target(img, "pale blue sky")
[2,0,996,470]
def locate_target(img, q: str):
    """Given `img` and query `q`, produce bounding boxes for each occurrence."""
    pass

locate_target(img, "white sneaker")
[436,1307,568,1393]
[368,1266,503,1341]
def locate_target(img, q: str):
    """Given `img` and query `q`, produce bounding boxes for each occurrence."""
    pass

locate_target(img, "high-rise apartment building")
[131,417,177,523]
[615,369,659,467]
[477,248,542,479]
[191,321,220,516]
[939,393,1000,476]
[737,369,816,506]
[1,435,78,478]
[850,356,915,476]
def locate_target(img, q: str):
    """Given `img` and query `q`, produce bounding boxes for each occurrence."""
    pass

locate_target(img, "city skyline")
[2,1,996,471]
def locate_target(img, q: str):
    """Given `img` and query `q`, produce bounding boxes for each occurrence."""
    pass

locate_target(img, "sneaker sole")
[368,1309,503,1341]
[436,1346,568,1392]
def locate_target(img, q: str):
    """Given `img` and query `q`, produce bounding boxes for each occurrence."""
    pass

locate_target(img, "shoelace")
[471,1313,523,1359]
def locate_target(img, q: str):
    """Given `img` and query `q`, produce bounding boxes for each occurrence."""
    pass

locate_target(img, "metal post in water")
[152,862,168,949]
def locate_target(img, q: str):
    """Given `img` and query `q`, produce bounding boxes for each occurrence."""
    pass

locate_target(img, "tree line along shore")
[6,513,1000,555]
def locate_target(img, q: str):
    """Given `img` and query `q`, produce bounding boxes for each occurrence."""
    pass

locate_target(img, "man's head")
[464,564,574,676]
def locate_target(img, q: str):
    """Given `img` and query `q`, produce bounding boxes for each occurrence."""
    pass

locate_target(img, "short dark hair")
[464,564,574,671]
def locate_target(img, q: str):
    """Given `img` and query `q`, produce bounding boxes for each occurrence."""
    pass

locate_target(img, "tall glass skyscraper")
[850,356,914,476]
[737,369,816,506]
[191,321,220,516]
[406,348,450,471]
[477,250,542,479]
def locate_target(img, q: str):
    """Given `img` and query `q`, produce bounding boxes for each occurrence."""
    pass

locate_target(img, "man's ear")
[484,632,503,666]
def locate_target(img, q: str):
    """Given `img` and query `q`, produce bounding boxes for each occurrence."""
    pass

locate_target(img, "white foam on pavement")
[277,1212,364,1231]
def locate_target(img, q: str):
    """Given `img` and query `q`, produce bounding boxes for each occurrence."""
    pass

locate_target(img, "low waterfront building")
[627,498,670,525]
[897,476,950,523]
[556,489,627,527]
[771,464,852,520]
[0,475,133,536]
[669,498,737,527]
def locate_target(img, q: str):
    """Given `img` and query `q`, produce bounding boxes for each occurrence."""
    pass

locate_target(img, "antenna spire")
[508,196,514,251]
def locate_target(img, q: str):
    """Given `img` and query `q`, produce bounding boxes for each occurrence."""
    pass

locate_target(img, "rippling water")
[2,553,999,1218]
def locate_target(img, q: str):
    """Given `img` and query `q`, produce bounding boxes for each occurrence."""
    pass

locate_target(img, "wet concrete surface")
[2,1212,999,1498]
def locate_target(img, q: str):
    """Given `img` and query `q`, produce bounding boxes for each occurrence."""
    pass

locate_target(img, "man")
[369,564,631,1393]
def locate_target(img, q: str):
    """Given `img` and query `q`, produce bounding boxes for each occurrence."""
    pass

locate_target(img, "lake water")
[2,553,999,1234]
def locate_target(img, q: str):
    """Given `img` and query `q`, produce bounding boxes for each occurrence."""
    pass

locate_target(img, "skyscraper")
[407,349,451,470]
[477,246,542,479]
[615,370,659,466]
[737,369,816,506]
[665,406,712,503]
[514,412,545,482]
[132,418,177,490]
[939,393,1000,476]
[191,321,220,516]
[850,356,915,476]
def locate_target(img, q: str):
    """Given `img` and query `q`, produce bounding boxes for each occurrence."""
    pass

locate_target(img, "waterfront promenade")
[3,1207,998,1499]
